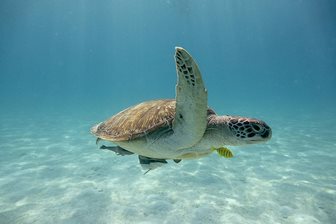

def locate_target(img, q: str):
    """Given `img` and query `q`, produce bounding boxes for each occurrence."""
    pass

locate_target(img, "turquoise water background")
[0,1,335,223]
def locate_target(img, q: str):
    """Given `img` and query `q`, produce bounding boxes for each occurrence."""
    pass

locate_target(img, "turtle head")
[225,116,272,144]
[209,115,272,145]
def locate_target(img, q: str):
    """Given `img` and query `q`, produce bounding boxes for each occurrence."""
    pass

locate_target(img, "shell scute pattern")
[94,100,176,141]
[92,99,217,142]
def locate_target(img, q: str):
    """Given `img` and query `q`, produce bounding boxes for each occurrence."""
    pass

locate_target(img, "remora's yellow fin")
[211,147,234,158]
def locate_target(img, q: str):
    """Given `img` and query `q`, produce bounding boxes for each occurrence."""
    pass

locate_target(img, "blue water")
[1,1,335,223]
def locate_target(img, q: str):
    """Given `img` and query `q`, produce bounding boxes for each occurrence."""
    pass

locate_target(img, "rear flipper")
[139,155,168,174]
[100,145,134,156]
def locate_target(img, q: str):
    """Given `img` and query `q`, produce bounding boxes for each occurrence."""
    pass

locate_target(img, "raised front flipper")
[172,47,208,149]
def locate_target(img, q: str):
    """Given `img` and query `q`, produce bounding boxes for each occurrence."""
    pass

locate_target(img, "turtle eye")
[251,124,262,132]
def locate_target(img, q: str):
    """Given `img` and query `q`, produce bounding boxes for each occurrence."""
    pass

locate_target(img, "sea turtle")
[91,47,271,172]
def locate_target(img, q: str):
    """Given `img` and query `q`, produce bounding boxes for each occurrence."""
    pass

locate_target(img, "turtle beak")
[261,126,272,140]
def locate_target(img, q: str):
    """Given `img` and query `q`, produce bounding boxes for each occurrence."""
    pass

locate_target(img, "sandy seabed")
[0,112,335,224]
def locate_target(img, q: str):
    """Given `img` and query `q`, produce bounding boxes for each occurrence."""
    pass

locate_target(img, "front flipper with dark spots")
[171,47,208,149]
[138,155,168,174]
[100,145,134,156]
